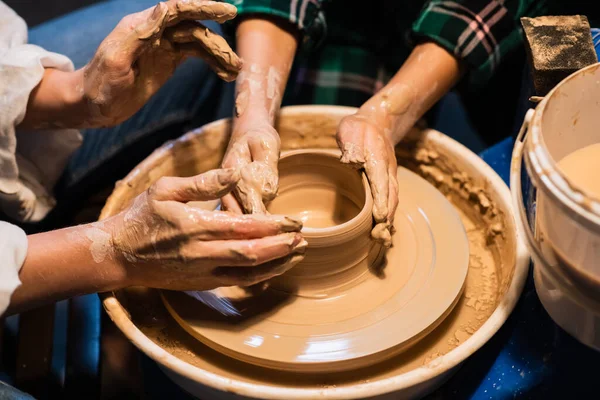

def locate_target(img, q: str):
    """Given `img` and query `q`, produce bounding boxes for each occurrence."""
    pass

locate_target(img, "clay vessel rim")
[278,148,373,237]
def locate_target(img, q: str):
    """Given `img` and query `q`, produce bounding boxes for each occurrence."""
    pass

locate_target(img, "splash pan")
[100,106,528,400]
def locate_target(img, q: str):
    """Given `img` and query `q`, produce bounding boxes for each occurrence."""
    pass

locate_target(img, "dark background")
[4,0,100,26]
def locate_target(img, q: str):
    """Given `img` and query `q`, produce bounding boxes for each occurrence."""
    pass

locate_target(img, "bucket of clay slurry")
[511,62,600,350]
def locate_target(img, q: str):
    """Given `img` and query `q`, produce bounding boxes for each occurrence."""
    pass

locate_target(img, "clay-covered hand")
[83,0,242,126]
[108,168,306,291]
[220,124,281,214]
[336,114,398,247]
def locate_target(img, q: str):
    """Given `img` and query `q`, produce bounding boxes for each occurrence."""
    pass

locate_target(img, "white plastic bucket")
[511,63,600,350]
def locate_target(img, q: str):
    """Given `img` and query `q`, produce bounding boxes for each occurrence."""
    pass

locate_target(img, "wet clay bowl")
[99,106,529,399]
[266,148,384,296]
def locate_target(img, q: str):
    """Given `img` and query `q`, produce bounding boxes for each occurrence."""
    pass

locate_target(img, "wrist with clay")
[13,219,131,314]
[22,68,106,130]
[355,42,463,146]
[234,66,284,127]
[86,214,136,288]
[356,83,419,145]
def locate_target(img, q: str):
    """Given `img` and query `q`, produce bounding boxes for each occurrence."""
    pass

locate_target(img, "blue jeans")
[22,0,234,230]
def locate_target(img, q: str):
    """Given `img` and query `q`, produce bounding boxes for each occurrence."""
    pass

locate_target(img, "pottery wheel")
[162,166,469,373]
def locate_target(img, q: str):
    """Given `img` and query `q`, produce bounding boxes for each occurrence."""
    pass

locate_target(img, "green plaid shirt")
[223,0,581,108]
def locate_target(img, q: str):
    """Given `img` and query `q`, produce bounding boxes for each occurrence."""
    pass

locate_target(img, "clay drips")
[84,224,113,263]
[399,143,506,245]
[234,63,283,125]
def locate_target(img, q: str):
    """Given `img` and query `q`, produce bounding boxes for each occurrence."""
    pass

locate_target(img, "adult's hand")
[9,168,305,314]
[22,0,243,130]
[111,168,306,290]
[337,114,398,247]
[82,0,242,127]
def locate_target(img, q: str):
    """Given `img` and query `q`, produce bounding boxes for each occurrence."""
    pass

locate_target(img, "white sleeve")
[0,221,28,316]
[0,1,82,223]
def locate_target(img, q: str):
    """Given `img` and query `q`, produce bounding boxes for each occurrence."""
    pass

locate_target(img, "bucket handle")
[510,109,541,268]
[510,110,600,313]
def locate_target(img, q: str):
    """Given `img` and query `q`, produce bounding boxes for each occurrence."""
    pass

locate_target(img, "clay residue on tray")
[397,131,513,297]
[104,122,513,388]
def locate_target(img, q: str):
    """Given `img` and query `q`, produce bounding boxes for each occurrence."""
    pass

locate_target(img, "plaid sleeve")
[411,0,547,90]
[223,0,329,52]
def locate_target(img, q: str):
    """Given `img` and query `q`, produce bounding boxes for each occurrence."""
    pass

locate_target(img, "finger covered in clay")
[220,193,244,214]
[364,133,390,224]
[164,0,238,25]
[371,222,392,248]
[189,232,305,267]
[235,161,279,214]
[213,250,306,287]
[124,0,241,80]
[337,116,367,167]
[166,21,242,81]
[150,168,240,202]
[156,206,304,240]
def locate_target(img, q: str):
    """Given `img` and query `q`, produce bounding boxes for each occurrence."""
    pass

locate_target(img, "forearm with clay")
[8,222,128,315]
[221,17,299,214]
[337,41,462,247]
[359,41,463,145]
[19,0,243,130]
[18,68,88,130]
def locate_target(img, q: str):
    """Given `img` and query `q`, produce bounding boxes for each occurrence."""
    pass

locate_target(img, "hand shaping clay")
[161,149,470,373]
